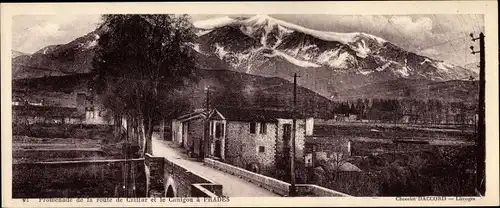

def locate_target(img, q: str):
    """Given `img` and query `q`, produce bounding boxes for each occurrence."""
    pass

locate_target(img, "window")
[250,122,256,134]
[283,124,291,143]
[258,146,265,153]
[260,122,267,134]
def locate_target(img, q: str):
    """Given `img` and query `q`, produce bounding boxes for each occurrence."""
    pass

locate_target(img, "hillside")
[12,31,99,80]
[335,79,479,103]
[13,68,335,118]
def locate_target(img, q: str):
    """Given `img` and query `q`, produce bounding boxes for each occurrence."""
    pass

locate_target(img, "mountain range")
[12,50,30,59]
[11,15,478,102]
[13,69,336,118]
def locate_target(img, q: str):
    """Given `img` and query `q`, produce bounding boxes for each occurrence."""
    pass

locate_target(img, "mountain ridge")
[11,14,478,103]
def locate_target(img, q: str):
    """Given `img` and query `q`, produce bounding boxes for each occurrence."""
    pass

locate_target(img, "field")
[313,123,475,141]
[12,123,145,198]
[307,124,478,196]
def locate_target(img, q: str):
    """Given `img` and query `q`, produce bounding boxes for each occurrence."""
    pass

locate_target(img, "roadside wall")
[145,154,223,197]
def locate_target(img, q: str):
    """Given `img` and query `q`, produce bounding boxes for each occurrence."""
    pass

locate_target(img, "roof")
[176,109,209,122]
[211,107,307,122]
[334,162,362,172]
[316,161,362,172]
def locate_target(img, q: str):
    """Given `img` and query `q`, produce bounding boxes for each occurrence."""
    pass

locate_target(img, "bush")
[317,147,477,196]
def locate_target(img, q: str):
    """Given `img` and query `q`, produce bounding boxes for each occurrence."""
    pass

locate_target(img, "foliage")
[331,98,476,124]
[92,14,198,154]
[319,146,477,196]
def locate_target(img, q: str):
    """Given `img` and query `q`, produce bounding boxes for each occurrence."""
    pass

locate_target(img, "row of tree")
[92,14,199,155]
[331,98,477,124]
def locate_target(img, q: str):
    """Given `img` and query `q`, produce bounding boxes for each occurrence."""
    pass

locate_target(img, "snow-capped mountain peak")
[194,15,387,46]
[192,14,476,85]
[193,16,238,29]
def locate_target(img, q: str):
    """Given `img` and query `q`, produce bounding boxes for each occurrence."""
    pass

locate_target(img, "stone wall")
[204,158,290,196]
[275,119,307,162]
[296,184,351,197]
[186,119,204,151]
[191,184,222,197]
[224,121,277,174]
[204,158,351,197]
[145,154,222,197]
[12,159,146,198]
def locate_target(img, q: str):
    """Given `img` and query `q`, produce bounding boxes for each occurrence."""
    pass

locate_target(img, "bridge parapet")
[145,153,223,197]
[204,158,351,197]
[204,158,290,196]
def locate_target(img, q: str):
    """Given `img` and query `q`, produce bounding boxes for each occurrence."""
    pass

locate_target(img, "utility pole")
[470,32,485,195]
[205,86,210,111]
[290,73,299,196]
[204,86,211,159]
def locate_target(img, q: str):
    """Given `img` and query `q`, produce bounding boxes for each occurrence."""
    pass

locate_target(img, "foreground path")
[151,134,279,197]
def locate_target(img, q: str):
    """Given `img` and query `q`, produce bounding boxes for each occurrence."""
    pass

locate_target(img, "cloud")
[12,15,101,53]
[27,22,65,37]
[420,48,440,56]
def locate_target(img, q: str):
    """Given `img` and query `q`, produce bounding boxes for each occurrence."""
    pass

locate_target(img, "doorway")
[166,185,175,197]
[214,140,222,158]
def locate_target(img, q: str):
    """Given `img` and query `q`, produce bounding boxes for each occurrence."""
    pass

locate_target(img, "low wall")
[13,123,113,139]
[13,149,105,161]
[204,158,290,196]
[204,158,351,197]
[191,184,222,197]
[296,184,351,197]
[145,154,223,197]
[12,159,146,198]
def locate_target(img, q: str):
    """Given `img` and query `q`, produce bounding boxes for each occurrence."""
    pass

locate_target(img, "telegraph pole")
[470,32,485,195]
[204,86,211,159]
[290,73,299,196]
[205,86,210,111]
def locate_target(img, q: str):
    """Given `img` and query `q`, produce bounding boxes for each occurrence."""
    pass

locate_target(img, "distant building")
[399,114,419,123]
[12,105,82,124]
[12,92,111,125]
[171,107,314,175]
[171,109,209,157]
[304,136,352,158]
[334,114,358,122]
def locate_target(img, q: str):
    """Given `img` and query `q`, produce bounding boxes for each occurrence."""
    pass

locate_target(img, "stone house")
[171,109,209,158]
[171,107,315,175]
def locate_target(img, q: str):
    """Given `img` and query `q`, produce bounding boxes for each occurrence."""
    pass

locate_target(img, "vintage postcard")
[1,1,499,207]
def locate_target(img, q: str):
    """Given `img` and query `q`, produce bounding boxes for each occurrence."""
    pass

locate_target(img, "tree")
[93,14,198,155]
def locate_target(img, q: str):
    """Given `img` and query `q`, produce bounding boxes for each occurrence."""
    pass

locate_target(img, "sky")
[12,14,484,66]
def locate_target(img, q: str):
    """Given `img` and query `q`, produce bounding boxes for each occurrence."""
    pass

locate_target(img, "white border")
[1,1,498,207]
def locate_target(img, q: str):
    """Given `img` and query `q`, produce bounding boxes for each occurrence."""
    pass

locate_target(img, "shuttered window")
[250,122,256,134]
[260,122,267,134]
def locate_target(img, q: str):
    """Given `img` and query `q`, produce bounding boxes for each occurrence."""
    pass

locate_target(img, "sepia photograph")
[2,1,499,207]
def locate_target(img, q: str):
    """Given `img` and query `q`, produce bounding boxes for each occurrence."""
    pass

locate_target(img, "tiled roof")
[176,109,209,121]
[213,107,306,122]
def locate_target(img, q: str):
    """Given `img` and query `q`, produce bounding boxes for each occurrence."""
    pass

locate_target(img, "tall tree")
[93,14,197,155]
